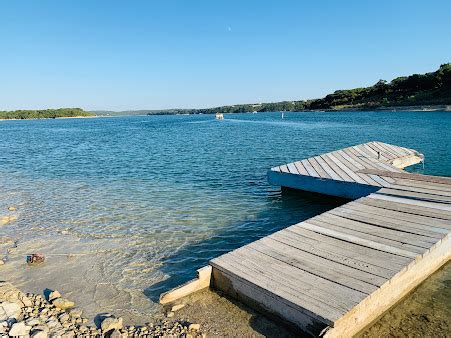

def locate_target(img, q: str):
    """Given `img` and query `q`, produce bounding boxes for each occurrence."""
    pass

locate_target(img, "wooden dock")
[210,142,450,337]
[267,141,424,199]
[160,142,450,337]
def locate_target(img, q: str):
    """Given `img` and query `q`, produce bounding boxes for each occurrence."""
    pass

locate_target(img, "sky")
[1,0,450,111]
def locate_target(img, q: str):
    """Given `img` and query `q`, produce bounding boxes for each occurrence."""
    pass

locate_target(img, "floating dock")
[161,142,451,337]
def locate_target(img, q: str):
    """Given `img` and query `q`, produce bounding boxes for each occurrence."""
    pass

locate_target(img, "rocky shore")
[0,282,204,337]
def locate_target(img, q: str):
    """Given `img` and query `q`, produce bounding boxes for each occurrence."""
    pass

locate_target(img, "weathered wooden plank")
[315,212,437,248]
[301,159,321,178]
[370,192,451,212]
[293,161,309,176]
[368,142,399,159]
[308,157,331,179]
[269,231,396,279]
[299,220,423,257]
[314,155,342,181]
[360,196,451,220]
[280,164,290,173]
[333,150,382,186]
[378,187,451,204]
[344,201,451,232]
[349,147,401,172]
[286,162,300,175]
[285,227,412,269]
[217,247,363,319]
[374,141,407,157]
[325,209,442,244]
[326,153,372,185]
[211,260,338,327]
[320,154,353,182]
[362,143,391,162]
[394,178,451,193]
[249,237,383,292]
[389,183,451,197]
[357,169,451,185]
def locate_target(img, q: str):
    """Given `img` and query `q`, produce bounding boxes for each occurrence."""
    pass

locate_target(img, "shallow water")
[0,111,450,325]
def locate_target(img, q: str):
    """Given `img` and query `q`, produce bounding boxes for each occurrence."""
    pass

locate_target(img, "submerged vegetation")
[0,108,94,120]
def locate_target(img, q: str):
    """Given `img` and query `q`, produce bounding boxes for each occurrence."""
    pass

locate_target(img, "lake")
[0,111,450,326]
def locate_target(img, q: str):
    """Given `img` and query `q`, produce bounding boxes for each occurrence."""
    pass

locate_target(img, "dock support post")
[159,265,212,304]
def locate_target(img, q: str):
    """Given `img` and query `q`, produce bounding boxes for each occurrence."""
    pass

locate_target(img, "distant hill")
[0,108,94,120]
[93,63,451,116]
[4,65,449,119]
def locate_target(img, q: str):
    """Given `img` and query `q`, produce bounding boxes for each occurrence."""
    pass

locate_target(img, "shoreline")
[0,282,205,337]
[0,115,98,121]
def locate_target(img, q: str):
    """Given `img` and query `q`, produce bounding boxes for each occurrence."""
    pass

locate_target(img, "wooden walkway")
[209,142,450,337]
[267,141,424,199]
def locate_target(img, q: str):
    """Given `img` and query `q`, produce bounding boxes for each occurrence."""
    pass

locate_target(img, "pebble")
[68,308,82,318]
[9,321,31,336]
[171,303,185,312]
[101,316,123,332]
[0,285,206,337]
[25,318,41,326]
[52,298,74,310]
[189,323,201,331]
[47,290,61,302]
[30,329,48,338]
[0,302,22,320]
[0,216,17,225]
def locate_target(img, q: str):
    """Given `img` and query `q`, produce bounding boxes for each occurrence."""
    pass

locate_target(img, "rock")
[189,323,201,331]
[101,316,123,332]
[63,330,75,337]
[47,291,61,302]
[109,329,123,338]
[45,319,59,329]
[18,295,32,307]
[0,283,21,303]
[0,302,22,320]
[0,259,4,266]
[32,325,48,333]
[0,321,8,334]
[58,313,69,323]
[51,298,74,310]
[68,308,82,318]
[78,325,88,333]
[7,207,16,211]
[25,318,40,326]
[171,304,185,312]
[166,312,174,318]
[9,322,31,336]
[0,216,17,225]
[26,253,45,266]
[30,329,48,338]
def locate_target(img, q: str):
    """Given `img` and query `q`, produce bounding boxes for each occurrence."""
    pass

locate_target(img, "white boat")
[215,112,224,120]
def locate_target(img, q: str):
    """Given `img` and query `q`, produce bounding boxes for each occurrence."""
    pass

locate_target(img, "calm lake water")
[0,111,450,328]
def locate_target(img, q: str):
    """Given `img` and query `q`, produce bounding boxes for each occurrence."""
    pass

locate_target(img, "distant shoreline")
[95,105,451,117]
[0,115,99,121]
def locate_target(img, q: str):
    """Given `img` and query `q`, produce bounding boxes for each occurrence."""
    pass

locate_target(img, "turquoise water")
[0,111,450,321]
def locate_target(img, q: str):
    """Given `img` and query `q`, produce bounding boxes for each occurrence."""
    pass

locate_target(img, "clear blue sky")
[1,0,450,111]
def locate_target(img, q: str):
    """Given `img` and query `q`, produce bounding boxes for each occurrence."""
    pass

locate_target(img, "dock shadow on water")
[145,188,347,302]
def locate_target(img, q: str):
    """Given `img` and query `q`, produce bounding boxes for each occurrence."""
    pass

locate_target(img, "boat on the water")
[215,112,224,120]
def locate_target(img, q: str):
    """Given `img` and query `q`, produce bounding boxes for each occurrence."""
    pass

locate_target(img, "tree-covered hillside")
[109,63,448,115]
[0,108,94,120]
